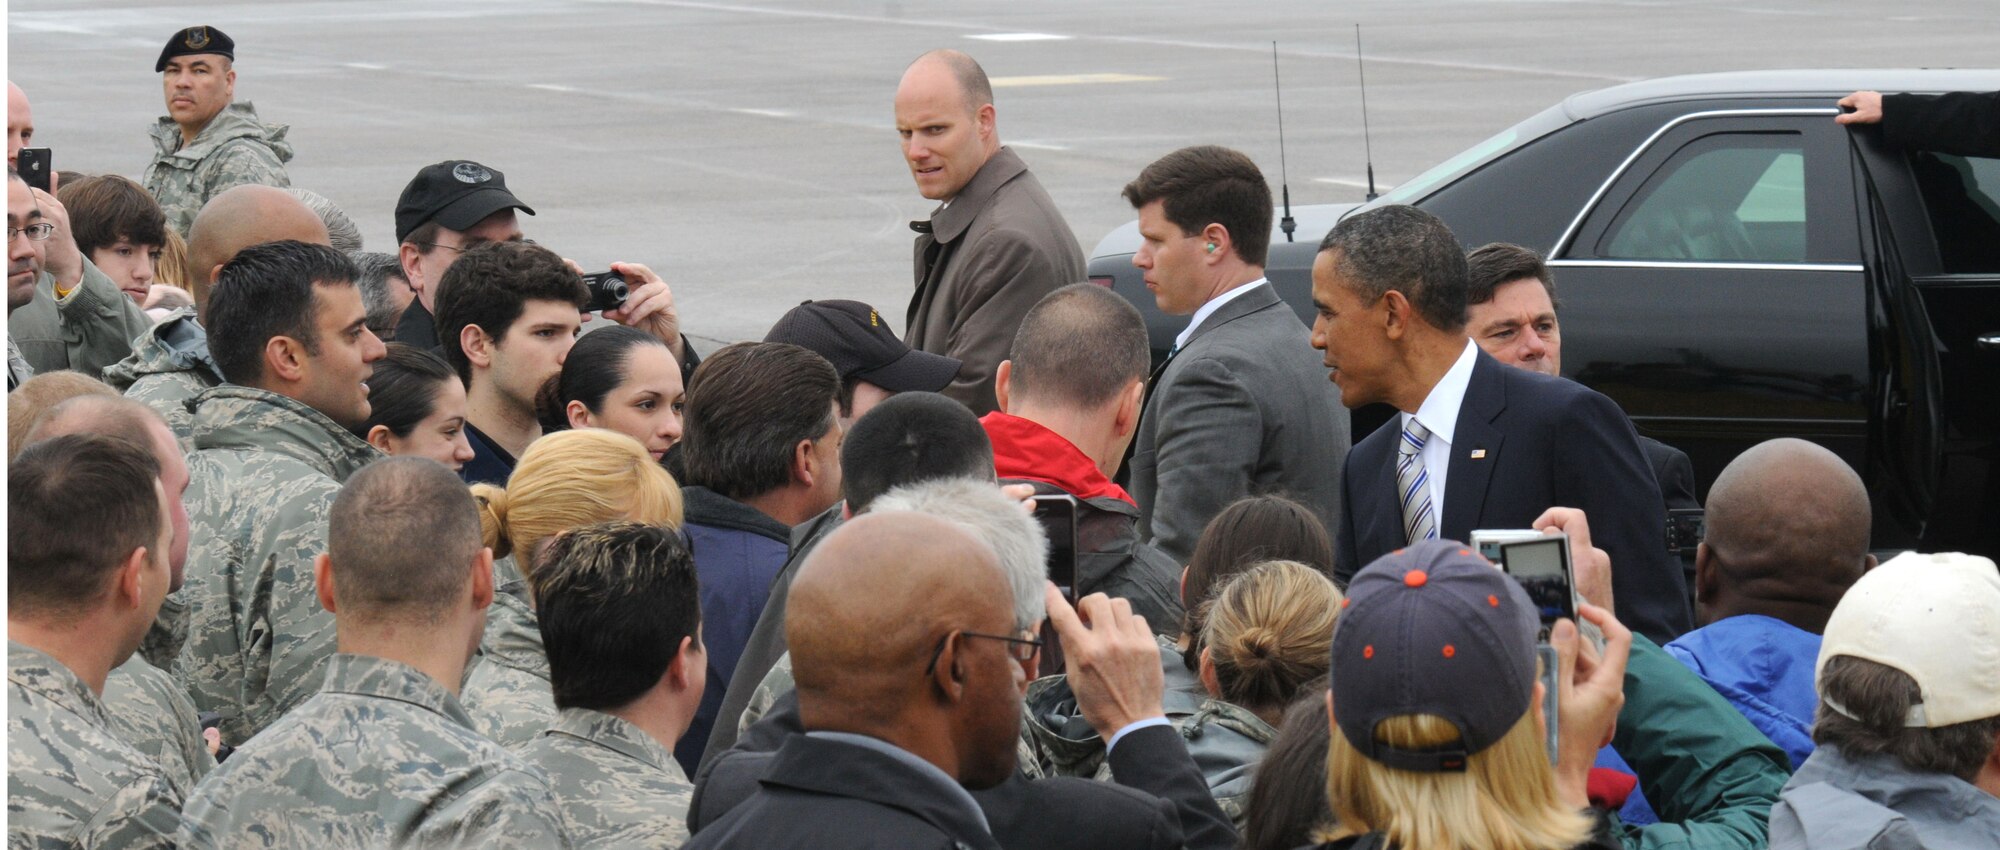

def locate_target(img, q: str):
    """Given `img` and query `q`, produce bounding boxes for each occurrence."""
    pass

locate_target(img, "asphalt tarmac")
[10,0,1995,349]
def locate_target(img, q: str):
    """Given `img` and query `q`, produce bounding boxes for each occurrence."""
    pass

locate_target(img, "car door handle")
[1979,333,2000,350]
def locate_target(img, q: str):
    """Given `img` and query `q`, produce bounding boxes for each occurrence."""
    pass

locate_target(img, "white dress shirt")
[1173,277,1268,351]
[1403,339,1480,523]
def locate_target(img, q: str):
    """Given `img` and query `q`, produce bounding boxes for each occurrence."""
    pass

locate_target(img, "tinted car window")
[1601,133,1807,262]
[1909,152,2000,273]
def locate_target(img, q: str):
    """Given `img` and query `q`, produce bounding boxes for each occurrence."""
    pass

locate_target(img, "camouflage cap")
[156,26,234,73]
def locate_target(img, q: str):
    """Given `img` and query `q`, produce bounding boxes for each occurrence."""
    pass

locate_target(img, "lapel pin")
[1469,449,1487,459]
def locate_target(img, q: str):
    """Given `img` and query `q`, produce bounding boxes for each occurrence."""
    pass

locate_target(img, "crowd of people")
[9,24,2000,850]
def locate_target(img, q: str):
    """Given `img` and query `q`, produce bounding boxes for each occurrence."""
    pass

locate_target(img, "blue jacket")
[1665,614,1820,769]
[677,485,792,775]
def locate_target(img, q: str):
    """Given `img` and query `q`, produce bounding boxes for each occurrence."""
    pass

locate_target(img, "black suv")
[1088,69,2000,555]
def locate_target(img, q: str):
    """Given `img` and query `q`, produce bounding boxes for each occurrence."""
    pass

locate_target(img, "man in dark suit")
[1316,206,1693,643]
[1123,146,1348,563]
[693,584,1232,850]
[684,512,1023,849]
[1462,242,1700,514]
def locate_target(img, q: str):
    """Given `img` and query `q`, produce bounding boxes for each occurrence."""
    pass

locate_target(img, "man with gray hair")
[175,458,573,848]
[349,251,411,339]
[1317,205,1691,642]
[286,188,360,254]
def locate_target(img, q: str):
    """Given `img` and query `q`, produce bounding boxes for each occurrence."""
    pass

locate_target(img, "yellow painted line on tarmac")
[989,73,1166,88]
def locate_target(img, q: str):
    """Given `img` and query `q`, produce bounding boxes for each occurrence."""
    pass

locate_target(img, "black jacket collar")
[682,485,793,543]
[761,734,1001,850]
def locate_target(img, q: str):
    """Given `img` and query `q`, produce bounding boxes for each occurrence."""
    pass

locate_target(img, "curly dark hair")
[432,240,586,382]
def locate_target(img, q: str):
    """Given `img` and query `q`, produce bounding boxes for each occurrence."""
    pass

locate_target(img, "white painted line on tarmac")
[1010,141,1072,151]
[990,73,1165,88]
[345,62,389,71]
[529,84,579,92]
[968,32,1072,42]
[730,108,796,118]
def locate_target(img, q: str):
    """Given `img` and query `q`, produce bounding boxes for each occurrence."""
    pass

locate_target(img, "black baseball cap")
[1330,539,1540,773]
[394,160,536,244]
[156,26,234,72]
[764,300,960,393]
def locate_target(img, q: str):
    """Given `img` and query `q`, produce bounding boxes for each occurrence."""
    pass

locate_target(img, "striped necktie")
[1397,417,1439,544]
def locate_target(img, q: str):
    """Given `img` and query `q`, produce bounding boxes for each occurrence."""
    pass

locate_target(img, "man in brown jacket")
[896,49,1085,415]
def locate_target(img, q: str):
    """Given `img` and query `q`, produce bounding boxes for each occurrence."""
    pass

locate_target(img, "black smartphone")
[579,270,628,313]
[17,148,51,193]
[1032,494,1079,598]
[1500,534,1577,642]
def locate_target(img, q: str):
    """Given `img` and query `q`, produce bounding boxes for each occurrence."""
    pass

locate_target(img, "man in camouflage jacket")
[168,241,385,743]
[176,459,573,849]
[143,27,291,237]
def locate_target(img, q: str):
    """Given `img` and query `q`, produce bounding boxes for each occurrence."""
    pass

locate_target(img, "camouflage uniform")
[103,307,225,444]
[518,708,693,848]
[176,653,575,849]
[461,591,556,747]
[7,641,184,849]
[102,653,212,794]
[738,649,794,735]
[173,385,382,743]
[143,102,293,237]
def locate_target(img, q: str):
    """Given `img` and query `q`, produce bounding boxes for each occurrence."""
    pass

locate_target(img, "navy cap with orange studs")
[1329,538,1540,772]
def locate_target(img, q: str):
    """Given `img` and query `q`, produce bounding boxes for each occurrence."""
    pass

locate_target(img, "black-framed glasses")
[8,223,55,242]
[926,629,1043,677]
[414,237,535,255]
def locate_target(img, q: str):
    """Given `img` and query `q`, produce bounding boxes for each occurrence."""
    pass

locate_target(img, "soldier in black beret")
[143,25,293,236]
[154,25,235,73]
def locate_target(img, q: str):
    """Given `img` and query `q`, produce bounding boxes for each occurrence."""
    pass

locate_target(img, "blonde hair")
[1324,708,1592,850]
[157,228,192,288]
[1202,560,1342,713]
[471,429,683,574]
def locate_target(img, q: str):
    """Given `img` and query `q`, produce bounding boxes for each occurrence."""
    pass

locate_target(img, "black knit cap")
[156,26,234,73]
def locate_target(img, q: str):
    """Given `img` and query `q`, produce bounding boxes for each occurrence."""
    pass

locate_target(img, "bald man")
[101,184,329,440]
[1664,438,1874,769]
[687,512,1022,849]
[897,49,1084,415]
[9,82,34,169]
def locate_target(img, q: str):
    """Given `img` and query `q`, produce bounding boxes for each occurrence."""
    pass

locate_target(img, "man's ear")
[1382,290,1412,340]
[1201,223,1231,262]
[930,632,967,703]
[314,553,339,614]
[264,335,309,385]
[470,547,495,613]
[1114,379,1145,437]
[975,103,997,142]
[1693,541,1718,609]
[397,242,426,296]
[460,324,495,371]
[113,547,150,611]
[792,438,817,489]
[666,636,698,691]
[994,360,1014,413]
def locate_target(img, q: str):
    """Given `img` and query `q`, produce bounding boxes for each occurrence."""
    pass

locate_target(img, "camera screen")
[1502,538,1574,623]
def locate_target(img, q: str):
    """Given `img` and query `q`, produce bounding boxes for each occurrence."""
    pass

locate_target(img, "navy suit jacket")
[1335,348,1693,642]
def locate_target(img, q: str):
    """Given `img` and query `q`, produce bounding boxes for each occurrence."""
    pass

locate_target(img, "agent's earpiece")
[1205,242,1218,253]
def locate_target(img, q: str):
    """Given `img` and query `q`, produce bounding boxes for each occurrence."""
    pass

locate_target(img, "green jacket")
[1616,633,1792,850]
[102,653,211,796]
[103,307,224,443]
[461,591,557,748]
[7,641,182,849]
[520,707,693,848]
[171,385,381,743]
[7,259,152,379]
[142,102,293,236]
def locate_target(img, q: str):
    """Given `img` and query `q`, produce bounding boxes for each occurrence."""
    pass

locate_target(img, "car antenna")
[1354,25,1379,201]
[1271,41,1298,243]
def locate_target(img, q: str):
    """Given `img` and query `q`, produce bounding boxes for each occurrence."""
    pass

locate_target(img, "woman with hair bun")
[460,428,683,746]
[349,343,474,472]
[535,325,684,462]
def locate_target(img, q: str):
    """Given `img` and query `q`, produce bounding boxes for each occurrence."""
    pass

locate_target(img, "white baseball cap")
[1817,551,2000,728]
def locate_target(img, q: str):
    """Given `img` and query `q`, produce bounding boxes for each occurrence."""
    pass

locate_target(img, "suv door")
[1548,109,1866,499]
[1852,127,2000,554]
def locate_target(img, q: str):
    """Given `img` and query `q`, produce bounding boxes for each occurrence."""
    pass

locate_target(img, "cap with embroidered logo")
[156,26,235,73]
[394,160,536,244]
[764,299,960,394]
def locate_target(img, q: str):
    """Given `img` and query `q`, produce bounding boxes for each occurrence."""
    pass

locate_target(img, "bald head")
[902,49,994,114]
[8,370,118,461]
[187,184,330,302]
[7,82,32,169]
[786,511,1022,786]
[1698,438,1872,633]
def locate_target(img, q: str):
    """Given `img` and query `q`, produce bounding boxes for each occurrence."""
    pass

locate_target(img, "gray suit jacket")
[908,146,1085,415]
[1129,282,1348,563]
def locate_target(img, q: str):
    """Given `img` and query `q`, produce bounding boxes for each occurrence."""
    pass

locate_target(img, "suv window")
[1600,133,1807,262]
[1909,152,2000,273]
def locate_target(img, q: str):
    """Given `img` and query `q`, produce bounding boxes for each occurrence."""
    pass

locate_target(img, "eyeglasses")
[926,629,1044,677]
[413,237,535,255]
[8,223,56,242]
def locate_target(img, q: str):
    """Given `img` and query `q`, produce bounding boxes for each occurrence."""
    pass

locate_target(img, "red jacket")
[981,412,1132,505]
